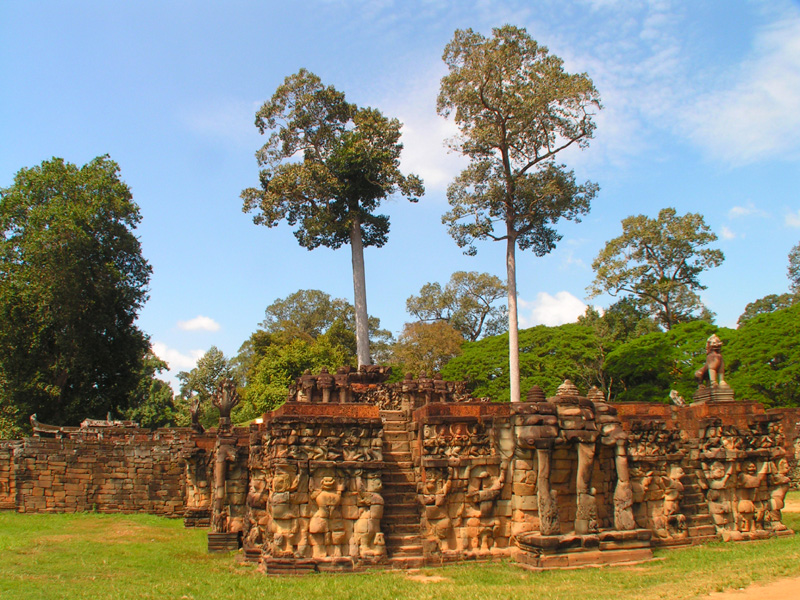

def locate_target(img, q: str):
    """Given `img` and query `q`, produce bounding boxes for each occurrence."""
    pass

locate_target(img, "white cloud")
[177,315,221,332]
[381,66,469,193]
[786,209,800,228]
[720,226,736,240]
[151,342,204,372]
[728,202,770,219]
[682,11,800,165]
[518,291,587,327]
[179,98,262,144]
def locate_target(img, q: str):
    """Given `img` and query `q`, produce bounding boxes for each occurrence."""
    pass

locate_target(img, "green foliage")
[406,271,506,341]
[391,321,465,377]
[577,298,661,398]
[241,69,423,365]
[237,334,352,420]
[438,25,599,256]
[0,156,152,427]
[588,208,724,330]
[437,25,600,402]
[242,70,423,251]
[726,303,800,407]
[604,321,733,402]
[257,289,392,360]
[178,346,237,427]
[442,323,602,401]
[738,293,798,326]
[788,241,800,294]
[123,353,186,429]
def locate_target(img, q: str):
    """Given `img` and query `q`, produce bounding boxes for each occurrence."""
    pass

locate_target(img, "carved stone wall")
[1,424,190,516]
[0,368,795,574]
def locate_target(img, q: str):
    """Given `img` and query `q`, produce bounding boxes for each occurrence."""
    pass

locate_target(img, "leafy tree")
[726,303,800,407]
[237,334,351,420]
[242,70,424,366]
[738,293,798,326]
[577,298,660,399]
[0,156,152,427]
[603,321,731,403]
[438,25,600,402]
[442,323,602,402]
[258,289,392,360]
[788,241,800,294]
[588,208,724,330]
[391,321,465,377]
[406,271,507,341]
[177,346,237,427]
[124,353,186,429]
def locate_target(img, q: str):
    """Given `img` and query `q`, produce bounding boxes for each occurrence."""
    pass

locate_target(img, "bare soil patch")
[699,576,800,600]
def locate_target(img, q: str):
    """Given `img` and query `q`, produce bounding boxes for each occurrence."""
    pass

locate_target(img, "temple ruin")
[1,342,798,574]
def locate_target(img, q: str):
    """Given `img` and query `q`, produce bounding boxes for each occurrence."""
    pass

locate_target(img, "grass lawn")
[2,494,799,600]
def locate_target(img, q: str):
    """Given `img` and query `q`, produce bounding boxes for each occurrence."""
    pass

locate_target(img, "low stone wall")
[1,425,191,516]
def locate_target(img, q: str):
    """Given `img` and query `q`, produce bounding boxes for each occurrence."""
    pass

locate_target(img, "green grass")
[2,498,800,600]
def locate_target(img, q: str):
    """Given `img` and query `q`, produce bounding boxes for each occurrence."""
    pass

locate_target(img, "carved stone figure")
[695,334,726,387]
[769,458,791,531]
[350,471,385,558]
[736,461,769,533]
[466,465,505,552]
[309,475,345,558]
[420,467,458,554]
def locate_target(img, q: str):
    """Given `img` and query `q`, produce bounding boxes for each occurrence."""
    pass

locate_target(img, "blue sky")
[2,1,799,388]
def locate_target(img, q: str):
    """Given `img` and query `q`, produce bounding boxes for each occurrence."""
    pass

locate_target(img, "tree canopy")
[788,241,800,294]
[391,321,464,377]
[738,293,798,326]
[588,208,724,330]
[406,271,506,341]
[725,302,800,407]
[442,323,602,402]
[242,69,423,366]
[0,156,152,427]
[438,25,600,403]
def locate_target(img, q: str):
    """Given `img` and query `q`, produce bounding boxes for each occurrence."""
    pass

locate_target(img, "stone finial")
[556,379,580,397]
[587,386,604,402]
[525,385,545,403]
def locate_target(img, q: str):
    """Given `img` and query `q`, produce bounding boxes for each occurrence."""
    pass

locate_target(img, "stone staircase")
[380,409,424,568]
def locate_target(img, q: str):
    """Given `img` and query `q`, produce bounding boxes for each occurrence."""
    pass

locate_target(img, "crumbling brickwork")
[1,423,190,516]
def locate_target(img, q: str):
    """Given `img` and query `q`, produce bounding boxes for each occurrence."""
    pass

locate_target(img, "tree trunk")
[349,216,371,367]
[506,235,520,403]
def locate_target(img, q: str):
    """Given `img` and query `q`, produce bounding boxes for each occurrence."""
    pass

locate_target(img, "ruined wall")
[1,425,191,516]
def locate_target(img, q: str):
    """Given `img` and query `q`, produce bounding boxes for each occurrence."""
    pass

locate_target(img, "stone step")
[380,410,406,421]
[383,522,421,534]
[384,431,410,442]
[383,441,412,454]
[382,471,416,484]
[385,531,422,544]
[386,556,425,569]
[386,543,424,557]
[382,479,416,490]
[384,492,417,504]
[382,510,420,524]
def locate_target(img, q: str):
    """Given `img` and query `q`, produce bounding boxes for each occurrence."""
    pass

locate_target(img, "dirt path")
[699,576,800,600]
[697,498,799,600]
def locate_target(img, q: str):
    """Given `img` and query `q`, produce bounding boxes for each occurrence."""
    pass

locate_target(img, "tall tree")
[789,241,800,294]
[0,156,152,426]
[392,321,465,376]
[178,346,238,428]
[406,271,507,341]
[258,289,392,355]
[438,25,600,402]
[242,70,423,366]
[588,208,724,330]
